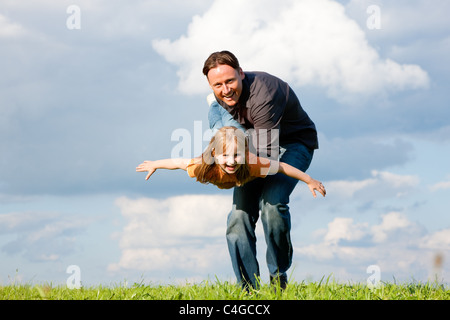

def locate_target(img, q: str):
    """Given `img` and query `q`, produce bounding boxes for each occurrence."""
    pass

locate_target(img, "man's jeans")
[226,142,314,288]
[207,99,314,287]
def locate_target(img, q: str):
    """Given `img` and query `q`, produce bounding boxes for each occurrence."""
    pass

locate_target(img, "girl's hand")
[307,178,326,198]
[136,161,157,180]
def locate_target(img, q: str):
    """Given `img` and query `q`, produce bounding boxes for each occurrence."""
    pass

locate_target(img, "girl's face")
[214,139,245,174]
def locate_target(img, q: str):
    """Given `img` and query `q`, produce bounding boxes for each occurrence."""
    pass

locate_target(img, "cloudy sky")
[1,0,449,287]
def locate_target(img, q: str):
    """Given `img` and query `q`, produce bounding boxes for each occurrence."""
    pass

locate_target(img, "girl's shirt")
[186,153,278,189]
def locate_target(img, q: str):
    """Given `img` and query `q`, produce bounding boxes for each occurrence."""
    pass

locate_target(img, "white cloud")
[108,244,227,273]
[115,194,231,241]
[0,211,56,231]
[110,195,232,273]
[295,212,449,282]
[110,193,449,283]
[0,210,90,262]
[430,180,450,192]
[325,170,419,199]
[0,14,26,38]
[323,217,368,245]
[371,211,412,243]
[420,229,450,251]
[153,0,430,100]
[325,179,377,198]
[371,170,419,188]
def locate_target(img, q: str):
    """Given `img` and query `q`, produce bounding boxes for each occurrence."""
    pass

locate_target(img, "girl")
[136,126,326,198]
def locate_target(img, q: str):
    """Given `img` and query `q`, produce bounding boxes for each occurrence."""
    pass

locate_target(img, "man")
[202,51,320,289]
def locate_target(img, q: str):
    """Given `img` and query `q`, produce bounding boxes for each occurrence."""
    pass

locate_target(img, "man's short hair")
[202,51,240,77]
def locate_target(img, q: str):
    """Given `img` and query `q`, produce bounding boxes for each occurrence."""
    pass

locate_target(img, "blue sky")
[1,0,449,287]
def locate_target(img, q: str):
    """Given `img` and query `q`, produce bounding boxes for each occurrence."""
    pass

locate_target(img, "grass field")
[1,277,449,300]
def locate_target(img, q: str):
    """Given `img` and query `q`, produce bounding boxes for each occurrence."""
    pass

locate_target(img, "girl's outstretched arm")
[278,162,326,198]
[136,158,191,180]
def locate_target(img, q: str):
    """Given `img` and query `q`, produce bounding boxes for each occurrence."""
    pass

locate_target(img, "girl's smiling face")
[214,139,245,174]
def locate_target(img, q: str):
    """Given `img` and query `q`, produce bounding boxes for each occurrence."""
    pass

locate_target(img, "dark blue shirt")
[217,71,319,152]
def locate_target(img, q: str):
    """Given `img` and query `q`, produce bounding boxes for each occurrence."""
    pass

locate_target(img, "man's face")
[207,64,245,107]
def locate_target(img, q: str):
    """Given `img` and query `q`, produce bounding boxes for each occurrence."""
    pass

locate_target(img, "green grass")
[1,277,449,300]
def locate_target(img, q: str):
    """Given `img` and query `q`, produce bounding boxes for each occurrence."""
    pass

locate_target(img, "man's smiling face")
[207,64,245,107]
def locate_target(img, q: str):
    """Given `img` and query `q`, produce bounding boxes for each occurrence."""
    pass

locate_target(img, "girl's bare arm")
[136,158,191,180]
[278,162,326,198]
